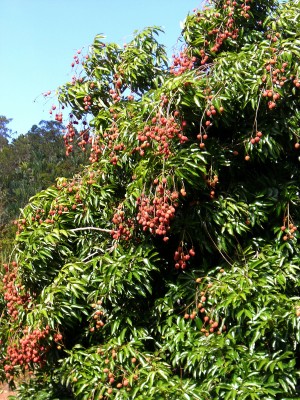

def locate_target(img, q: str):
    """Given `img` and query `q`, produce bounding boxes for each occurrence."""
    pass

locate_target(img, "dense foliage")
[1,0,300,398]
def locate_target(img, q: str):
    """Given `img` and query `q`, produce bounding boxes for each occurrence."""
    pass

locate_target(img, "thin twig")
[82,251,102,262]
[203,222,234,267]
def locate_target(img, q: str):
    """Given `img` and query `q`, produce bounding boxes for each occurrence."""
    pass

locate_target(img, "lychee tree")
[1,0,300,398]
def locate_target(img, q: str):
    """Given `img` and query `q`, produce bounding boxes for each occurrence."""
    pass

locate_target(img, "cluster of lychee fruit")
[2,262,31,320]
[4,326,50,379]
[136,180,179,240]
[281,223,297,241]
[90,300,106,332]
[135,111,187,158]
[174,244,195,270]
[183,278,227,337]
[111,208,134,241]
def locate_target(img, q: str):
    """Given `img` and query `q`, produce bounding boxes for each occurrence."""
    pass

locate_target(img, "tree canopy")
[1,0,300,398]
[0,120,88,226]
[0,116,13,151]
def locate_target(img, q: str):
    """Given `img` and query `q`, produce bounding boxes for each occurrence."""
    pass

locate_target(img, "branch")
[82,250,102,262]
[71,227,112,233]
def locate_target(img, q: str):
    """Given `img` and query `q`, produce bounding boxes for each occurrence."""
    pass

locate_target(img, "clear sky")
[0,0,200,137]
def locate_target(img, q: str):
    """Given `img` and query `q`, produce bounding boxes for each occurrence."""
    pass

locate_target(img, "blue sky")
[0,0,200,137]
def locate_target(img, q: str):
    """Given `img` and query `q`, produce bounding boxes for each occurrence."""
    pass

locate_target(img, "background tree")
[0,120,88,260]
[0,115,13,137]
[0,115,13,151]
[1,0,300,399]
